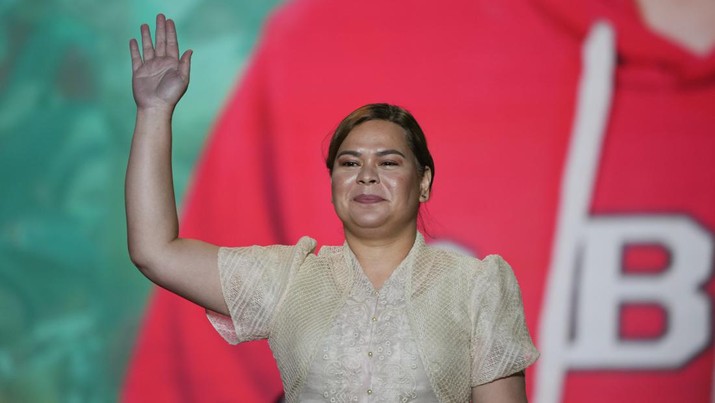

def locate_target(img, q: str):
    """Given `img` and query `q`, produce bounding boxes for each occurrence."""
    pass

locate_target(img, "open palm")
[130,14,192,110]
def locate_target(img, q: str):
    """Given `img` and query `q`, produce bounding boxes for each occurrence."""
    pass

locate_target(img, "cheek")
[330,178,339,202]
[385,174,419,197]
[330,172,353,199]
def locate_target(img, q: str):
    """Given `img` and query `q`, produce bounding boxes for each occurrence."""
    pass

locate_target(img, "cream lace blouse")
[207,234,538,402]
[299,247,438,402]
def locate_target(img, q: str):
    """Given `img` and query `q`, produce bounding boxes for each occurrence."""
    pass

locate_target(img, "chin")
[339,213,389,232]
[351,217,389,230]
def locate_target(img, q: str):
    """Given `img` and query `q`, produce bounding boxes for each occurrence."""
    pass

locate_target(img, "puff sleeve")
[470,255,539,386]
[207,236,317,344]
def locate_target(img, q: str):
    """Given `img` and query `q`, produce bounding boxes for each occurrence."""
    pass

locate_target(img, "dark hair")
[325,103,435,190]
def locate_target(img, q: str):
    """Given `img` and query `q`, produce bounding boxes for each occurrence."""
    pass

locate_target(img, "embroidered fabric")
[206,234,539,402]
[299,249,438,402]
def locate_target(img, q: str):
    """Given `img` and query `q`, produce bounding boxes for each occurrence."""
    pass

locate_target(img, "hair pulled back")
[325,103,435,190]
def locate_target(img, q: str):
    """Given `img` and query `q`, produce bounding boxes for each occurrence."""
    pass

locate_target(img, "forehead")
[339,120,410,152]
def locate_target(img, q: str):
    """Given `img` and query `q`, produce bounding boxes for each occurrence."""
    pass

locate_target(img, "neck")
[344,225,418,289]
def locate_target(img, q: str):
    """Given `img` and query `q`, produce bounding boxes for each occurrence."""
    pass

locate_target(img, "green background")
[0,1,281,401]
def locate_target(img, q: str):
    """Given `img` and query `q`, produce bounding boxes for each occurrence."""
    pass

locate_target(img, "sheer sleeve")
[470,255,539,386]
[207,236,317,344]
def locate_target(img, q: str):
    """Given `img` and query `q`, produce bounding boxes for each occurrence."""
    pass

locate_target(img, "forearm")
[125,106,179,271]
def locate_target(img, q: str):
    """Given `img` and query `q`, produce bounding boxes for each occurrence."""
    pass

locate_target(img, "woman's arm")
[126,14,226,315]
[471,372,527,403]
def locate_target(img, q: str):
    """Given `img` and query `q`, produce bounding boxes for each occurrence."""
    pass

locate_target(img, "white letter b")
[569,216,712,368]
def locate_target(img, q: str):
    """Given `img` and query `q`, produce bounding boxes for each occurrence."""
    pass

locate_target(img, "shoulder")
[220,236,317,253]
[420,244,512,278]
[411,243,480,298]
[472,254,520,292]
[218,236,318,268]
[420,245,521,296]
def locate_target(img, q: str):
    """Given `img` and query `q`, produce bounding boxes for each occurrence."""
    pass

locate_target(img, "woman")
[127,14,538,402]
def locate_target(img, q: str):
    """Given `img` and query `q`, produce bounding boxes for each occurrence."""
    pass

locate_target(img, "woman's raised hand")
[126,14,224,315]
[129,14,192,111]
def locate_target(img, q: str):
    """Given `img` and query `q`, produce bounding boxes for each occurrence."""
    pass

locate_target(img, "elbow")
[128,250,149,275]
[127,238,178,284]
[127,242,158,279]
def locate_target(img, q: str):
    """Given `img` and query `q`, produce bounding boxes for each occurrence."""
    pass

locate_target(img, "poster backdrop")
[2,0,711,402]
[0,1,278,401]
[123,0,715,402]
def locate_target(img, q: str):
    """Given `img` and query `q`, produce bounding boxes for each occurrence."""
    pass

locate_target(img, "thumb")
[179,50,192,82]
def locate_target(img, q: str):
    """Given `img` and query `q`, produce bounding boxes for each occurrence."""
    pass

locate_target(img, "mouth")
[353,194,386,204]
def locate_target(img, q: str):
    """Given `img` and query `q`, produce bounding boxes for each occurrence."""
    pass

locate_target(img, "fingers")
[155,14,167,57]
[129,39,143,72]
[179,50,192,82]
[133,14,180,64]
[140,23,154,61]
[166,19,179,58]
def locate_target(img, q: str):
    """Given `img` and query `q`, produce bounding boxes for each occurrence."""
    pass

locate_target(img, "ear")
[419,166,432,202]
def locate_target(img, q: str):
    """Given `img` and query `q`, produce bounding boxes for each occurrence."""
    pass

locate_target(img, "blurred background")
[0,1,278,401]
[2,0,714,402]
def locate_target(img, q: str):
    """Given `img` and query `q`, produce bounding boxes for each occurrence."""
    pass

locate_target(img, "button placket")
[365,289,382,398]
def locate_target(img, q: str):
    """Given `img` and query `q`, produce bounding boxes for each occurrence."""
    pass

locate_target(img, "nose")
[357,165,379,184]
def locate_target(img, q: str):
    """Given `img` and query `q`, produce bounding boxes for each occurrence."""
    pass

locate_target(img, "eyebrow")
[336,149,407,158]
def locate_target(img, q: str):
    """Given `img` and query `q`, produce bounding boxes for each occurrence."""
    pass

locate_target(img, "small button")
[368,351,373,357]
[367,389,373,395]
[371,316,377,322]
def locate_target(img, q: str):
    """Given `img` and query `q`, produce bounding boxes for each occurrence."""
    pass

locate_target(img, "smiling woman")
[332,117,431,288]
[126,14,538,403]
[331,115,431,250]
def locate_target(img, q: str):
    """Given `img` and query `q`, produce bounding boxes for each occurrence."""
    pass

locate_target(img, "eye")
[339,160,359,167]
[380,160,399,167]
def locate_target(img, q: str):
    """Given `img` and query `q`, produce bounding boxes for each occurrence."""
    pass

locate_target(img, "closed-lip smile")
[353,194,386,203]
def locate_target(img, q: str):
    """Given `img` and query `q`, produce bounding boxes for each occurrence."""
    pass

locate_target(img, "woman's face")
[331,120,431,237]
